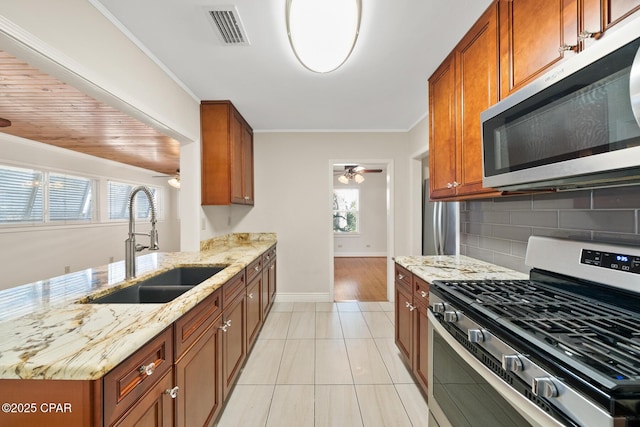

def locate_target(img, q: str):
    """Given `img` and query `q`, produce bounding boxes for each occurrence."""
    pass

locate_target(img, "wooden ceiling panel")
[0,50,180,175]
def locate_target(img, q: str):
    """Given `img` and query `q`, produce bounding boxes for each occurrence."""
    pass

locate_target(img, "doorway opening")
[331,161,391,302]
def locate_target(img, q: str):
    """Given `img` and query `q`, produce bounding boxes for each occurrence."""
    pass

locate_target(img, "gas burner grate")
[436,279,640,381]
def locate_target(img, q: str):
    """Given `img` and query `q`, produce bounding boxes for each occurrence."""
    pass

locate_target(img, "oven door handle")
[427,311,564,427]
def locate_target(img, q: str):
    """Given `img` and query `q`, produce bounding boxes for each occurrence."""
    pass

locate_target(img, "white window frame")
[107,180,165,222]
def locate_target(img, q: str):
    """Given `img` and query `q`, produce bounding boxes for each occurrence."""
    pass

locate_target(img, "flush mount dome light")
[286,0,362,73]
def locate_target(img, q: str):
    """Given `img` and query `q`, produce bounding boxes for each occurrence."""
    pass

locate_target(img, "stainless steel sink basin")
[86,266,225,304]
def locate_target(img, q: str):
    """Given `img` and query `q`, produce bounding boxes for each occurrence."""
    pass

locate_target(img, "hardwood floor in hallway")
[334,257,387,302]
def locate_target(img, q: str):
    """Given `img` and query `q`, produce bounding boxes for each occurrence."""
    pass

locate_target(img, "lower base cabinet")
[0,245,277,427]
[394,263,430,397]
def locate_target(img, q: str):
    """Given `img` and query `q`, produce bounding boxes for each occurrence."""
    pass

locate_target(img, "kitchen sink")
[85,266,226,304]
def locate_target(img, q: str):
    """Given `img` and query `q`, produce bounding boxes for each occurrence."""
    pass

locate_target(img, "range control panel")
[581,249,640,274]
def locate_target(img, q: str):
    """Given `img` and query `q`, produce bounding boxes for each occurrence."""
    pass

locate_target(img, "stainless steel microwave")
[481,15,640,191]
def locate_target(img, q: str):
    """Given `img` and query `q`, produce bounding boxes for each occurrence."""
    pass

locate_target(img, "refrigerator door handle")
[432,201,439,255]
[439,202,446,255]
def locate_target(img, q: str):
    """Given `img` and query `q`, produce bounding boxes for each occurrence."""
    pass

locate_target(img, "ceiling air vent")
[207,6,250,45]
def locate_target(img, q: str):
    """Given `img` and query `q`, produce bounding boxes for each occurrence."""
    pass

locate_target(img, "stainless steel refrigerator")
[422,179,459,255]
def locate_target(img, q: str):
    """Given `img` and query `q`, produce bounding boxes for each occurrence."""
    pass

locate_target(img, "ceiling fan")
[152,169,180,189]
[334,165,383,184]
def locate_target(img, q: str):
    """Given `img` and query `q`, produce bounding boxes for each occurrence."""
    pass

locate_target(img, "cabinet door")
[175,322,222,427]
[222,292,247,400]
[246,274,262,350]
[112,370,174,427]
[241,124,254,205]
[499,0,578,98]
[582,0,640,48]
[413,301,429,394]
[267,257,277,311]
[230,110,245,204]
[428,53,457,199]
[456,3,499,197]
[394,281,413,364]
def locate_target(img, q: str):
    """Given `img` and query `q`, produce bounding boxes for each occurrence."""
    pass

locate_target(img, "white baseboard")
[273,293,332,303]
[333,252,387,257]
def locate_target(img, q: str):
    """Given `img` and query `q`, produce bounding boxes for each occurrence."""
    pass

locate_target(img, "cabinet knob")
[254,265,260,272]
[578,30,601,41]
[405,301,416,311]
[165,386,179,399]
[139,362,156,376]
[420,290,429,298]
[397,273,404,280]
[244,196,250,200]
[558,44,577,53]
[248,293,254,299]
[446,181,459,189]
[219,319,232,332]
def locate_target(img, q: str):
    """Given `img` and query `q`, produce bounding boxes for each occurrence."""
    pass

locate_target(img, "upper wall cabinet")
[201,101,254,206]
[429,3,501,199]
[499,0,640,98]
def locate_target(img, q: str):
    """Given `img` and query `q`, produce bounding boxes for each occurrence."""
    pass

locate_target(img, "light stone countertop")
[394,255,529,283]
[0,233,276,381]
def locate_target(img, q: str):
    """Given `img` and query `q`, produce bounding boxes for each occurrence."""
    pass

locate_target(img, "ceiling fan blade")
[360,169,383,173]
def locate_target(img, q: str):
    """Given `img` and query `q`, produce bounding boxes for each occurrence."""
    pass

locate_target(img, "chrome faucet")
[125,186,159,279]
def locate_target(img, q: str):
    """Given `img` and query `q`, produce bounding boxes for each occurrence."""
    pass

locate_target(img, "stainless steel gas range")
[428,236,640,427]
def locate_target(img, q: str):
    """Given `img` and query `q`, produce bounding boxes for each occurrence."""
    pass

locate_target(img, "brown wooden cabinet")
[429,3,500,200]
[394,264,413,363]
[262,245,277,318]
[394,263,431,396]
[112,370,174,427]
[221,273,247,400]
[174,289,223,427]
[246,272,262,350]
[201,100,254,206]
[499,0,640,98]
[412,276,430,392]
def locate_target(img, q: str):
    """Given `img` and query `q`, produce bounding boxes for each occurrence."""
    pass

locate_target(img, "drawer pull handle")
[219,319,232,332]
[558,44,577,53]
[254,266,260,272]
[420,291,429,298]
[165,386,179,399]
[140,362,156,376]
[398,274,404,280]
[405,301,416,311]
[248,293,254,299]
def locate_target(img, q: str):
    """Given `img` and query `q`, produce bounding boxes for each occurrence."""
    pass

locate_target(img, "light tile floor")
[216,301,429,427]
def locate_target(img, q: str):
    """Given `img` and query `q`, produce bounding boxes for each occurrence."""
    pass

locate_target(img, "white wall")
[200,131,411,301]
[333,171,387,256]
[408,115,429,255]
[0,134,180,290]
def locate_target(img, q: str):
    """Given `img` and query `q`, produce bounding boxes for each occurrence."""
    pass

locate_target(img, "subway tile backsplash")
[459,186,640,273]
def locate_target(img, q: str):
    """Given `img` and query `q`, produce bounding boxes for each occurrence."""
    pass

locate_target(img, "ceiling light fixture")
[167,170,180,189]
[337,167,365,184]
[286,0,362,73]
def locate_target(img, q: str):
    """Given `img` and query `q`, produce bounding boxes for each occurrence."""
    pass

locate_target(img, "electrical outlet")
[64,266,71,274]
[366,244,371,248]
[109,256,115,263]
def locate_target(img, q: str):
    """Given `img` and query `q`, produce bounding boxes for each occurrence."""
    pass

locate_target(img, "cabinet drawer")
[262,246,276,264]
[222,270,245,310]
[246,256,262,283]
[104,327,173,426]
[174,288,222,360]
[395,264,412,292]
[413,276,430,306]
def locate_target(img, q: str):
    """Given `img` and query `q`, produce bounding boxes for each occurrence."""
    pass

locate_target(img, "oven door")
[427,311,563,427]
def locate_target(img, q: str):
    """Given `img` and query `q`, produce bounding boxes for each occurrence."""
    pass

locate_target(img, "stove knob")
[532,377,559,398]
[432,302,448,314]
[467,329,486,343]
[501,354,524,372]
[443,310,462,323]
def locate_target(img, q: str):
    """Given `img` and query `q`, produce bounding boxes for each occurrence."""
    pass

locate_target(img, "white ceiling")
[93,0,492,131]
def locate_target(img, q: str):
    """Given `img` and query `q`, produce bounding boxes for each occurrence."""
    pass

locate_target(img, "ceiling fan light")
[168,176,181,189]
[354,174,365,184]
[286,0,362,73]
[338,175,349,184]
